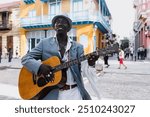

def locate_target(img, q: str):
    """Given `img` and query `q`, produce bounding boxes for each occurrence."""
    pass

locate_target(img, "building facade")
[0,1,20,58]
[20,0,112,56]
[133,0,150,59]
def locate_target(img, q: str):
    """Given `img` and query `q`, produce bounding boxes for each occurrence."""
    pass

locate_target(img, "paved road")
[0,58,150,100]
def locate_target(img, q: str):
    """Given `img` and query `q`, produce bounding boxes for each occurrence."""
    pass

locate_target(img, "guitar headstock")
[107,43,119,53]
[95,43,119,57]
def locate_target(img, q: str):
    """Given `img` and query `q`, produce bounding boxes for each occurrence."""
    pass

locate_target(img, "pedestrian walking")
[0,48,2,63]
[15,46,19,58]
[104,54,110,68]
[144,48,147,59]
[141,45,145,60]
[118,49,127,69]
[130,46,134,60]
[4,46,8,59]
[124,47,130,59]
[8,47,13,62]
[137,47,140,60]
[138,46,144,60]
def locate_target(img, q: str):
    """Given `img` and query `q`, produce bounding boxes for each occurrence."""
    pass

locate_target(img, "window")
[72,0,83,19]
[79,35,88,48]
[26,31,45,51]
[28,10,36,18]
[72,0,83,12]
[68,28,77,41]
[30,38,40,49]
[28,10,36,23]
[49,1,61,19]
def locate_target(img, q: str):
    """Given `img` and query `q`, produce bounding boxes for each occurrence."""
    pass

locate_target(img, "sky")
[0,0,135,39]
[105,0,135,39]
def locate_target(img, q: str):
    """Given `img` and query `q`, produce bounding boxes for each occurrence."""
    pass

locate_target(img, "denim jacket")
[21,37,91,100]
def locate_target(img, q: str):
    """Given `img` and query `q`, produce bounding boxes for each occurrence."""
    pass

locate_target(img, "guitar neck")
[53,46,118,72]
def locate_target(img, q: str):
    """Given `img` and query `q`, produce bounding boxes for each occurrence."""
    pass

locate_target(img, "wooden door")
[7,36,13,50]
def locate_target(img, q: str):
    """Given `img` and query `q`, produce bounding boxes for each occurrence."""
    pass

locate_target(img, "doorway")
[0,36,2,51]
[7,36,13,50]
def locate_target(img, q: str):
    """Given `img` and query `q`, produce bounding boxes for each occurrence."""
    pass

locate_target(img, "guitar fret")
[53,44,118,72]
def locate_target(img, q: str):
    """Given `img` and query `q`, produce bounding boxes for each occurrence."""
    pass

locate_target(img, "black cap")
[52,15,72,32]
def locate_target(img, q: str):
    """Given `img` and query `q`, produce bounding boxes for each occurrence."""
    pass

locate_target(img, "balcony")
[138,11,147,21]
[20,10,111,33]
[24,0,35,4]
[0,20,12,30]
[40,0,61,3]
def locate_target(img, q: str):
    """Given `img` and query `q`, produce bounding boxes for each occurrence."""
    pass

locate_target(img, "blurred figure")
[4,46,8,59]
[118,49,127,69]
[141,45,145,60]
[124,47,130,59]
[137,47,140,60]
[137,46,144,60]
[0,48,2,63]
[130,46,134,60]
[104,54,110,68]
[15,46,19,58]
[144,48,147,59]
[8,47,13,62]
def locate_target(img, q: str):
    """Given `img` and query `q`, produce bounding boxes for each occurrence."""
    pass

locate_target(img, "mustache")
[56,24,67,31]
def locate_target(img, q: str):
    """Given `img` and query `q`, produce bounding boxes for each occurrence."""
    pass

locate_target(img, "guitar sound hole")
[37,77,47,87]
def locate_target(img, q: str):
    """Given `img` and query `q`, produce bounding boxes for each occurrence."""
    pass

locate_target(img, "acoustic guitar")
[18,44,118,100]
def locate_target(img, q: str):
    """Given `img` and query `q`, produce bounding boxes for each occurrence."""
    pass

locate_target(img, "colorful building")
[133,0,150,59]
[20,0,112,56]
[0,1,20,58]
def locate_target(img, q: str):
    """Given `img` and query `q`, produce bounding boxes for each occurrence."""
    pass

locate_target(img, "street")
[0,58,150,100]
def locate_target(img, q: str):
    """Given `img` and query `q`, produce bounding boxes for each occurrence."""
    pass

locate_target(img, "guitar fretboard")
[53,45,118,72]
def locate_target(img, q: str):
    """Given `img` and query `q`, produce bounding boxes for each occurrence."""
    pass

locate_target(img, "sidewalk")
[0,58,150,100]
[0,83,21,99]
[0,58,22,68]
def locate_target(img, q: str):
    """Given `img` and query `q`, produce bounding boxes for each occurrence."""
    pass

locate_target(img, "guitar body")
[18,56,62,100]
[18,44,118,100]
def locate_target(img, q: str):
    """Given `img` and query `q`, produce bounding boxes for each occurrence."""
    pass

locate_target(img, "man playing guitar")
[21,15,99,100]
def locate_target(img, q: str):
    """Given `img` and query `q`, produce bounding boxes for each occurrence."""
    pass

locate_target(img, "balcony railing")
[24,0,35,4]
[0,21,12,30]
[20,10,111,31]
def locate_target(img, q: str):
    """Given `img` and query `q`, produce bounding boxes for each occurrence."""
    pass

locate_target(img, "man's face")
[54,17,69,34]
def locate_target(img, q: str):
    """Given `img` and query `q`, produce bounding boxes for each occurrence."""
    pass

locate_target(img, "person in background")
[8,47,13,62]
[124,47,130,60]
[4,46,8,59]
[15,46,19,58]
[103,54,110,68]
[144,48,147,59]
[130,46,134,61]
[0,48,2,63]
[21,15,100,100]
[118,49,127,69]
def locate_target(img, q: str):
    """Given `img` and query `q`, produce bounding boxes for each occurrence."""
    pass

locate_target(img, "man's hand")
[38,64,54,81]
[88,55,99,66]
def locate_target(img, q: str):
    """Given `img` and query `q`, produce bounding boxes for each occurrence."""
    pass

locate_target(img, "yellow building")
[20,0,112,56]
